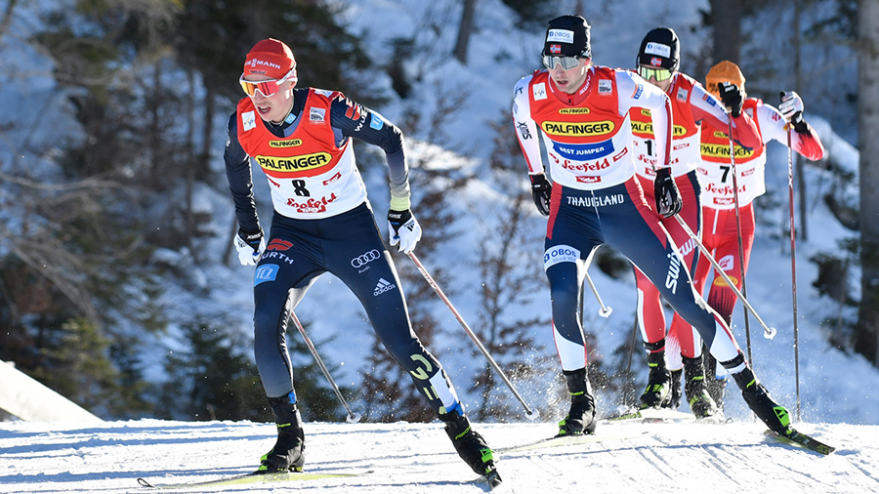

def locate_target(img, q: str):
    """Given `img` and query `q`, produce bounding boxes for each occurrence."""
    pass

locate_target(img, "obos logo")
[543,245,580,271]
[351,249,381,269]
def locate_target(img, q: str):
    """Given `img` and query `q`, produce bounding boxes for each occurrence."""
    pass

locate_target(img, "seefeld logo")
[543,244,580,271]
[542,120,615,137]
[351,249,381,268]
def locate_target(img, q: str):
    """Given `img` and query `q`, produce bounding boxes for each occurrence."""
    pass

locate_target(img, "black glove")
[718,82,744,118]
[529,173,552,216]
[653,167,682,218]
[789,111,811,136]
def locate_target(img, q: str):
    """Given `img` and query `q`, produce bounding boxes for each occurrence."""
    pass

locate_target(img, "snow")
[1,418,876,493]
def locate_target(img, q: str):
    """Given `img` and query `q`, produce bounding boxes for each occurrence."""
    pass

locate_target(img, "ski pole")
[670,215,777,339]
[290,311,362,424]
[407,252,540,420]
[584,270,613,317]
[727,118,754,364]
[782,91,802,422]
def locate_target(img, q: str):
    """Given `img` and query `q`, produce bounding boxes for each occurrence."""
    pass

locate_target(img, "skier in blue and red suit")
[224,38,498,483]
[512,15,794,439]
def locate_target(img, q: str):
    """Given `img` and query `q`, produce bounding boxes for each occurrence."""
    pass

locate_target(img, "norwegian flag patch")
[550,44,561,54]
[651,57,663,66]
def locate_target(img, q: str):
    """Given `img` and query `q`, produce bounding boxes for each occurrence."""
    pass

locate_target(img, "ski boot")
[667,369,683,409]
[442,410,500,484]
[557,368,596,436]
[640,343,672,409]
[703,349,727,412]
[683,355,718,418]
[730,364,792,436]
[259,392,305,473]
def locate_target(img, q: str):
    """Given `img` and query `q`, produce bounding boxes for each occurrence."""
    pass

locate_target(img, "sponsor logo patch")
[552,140,614,160]
[677,88,688,101]
[256,152,332,173]
[369,112,385,130]
[242,111,256,132]
[544,245,580,270]
[598,80,612,94]
[533,83,547,101]
[546,29,574,44]
[374,277,397,296]
[267,239,293,251]
[351,249,381,269]
[254,264,279,286]
[309,107,326,123]
[269,139,302,148]
[542,120,615,136]
[645,42,671,58]
[559,108,590,114]
[700,143,755,159]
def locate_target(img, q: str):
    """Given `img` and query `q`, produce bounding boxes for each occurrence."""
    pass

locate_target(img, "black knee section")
[643,338,666,353]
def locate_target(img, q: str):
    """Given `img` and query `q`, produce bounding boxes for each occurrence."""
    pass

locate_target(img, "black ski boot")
[703,348,726,412]
[557,368,596,436]
[259,393,305,473]
[730,364,792,436]
[683,355,718,418]
[640,342,672,409]
[668,369,683,409]
[442,410,500,485]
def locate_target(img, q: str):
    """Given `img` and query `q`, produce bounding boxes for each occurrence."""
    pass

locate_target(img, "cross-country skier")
[225,38,499,483]
[512,15,797,439]
[630,28,761,417]
[665,60,825,410]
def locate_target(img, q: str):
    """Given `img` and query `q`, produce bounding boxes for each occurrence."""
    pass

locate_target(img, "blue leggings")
[543,178,741,371]
[251,203,460,416]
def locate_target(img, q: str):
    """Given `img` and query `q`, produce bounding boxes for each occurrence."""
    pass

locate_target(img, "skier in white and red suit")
[666,60,825,410]
[630,28,762,417]
[512,15,795,439]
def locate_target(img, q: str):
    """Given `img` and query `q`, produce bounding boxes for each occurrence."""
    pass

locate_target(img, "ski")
[497,431,643,453]
[603,407,695,422]
[764,429,836,455]
[483,468,503,490]
[136,469,372,489]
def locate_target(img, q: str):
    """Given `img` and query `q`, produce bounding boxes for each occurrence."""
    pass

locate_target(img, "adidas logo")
[373,278,397,296]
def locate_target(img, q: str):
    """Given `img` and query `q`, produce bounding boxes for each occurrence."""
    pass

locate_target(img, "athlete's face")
[244,74,295,123]
[548,57,591,94]
[639,64,673,92]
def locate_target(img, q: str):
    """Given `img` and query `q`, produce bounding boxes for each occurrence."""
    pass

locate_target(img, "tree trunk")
[709,0,742,64]
[185,68,196,249]
[857,0,879,366]
[452,0,477,64]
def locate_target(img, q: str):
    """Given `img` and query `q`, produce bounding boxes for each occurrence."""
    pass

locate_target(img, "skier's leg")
[544,185,604,435]
[325,205,497,478]
[251,220,326,472]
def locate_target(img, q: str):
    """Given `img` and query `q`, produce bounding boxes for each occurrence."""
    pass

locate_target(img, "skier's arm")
[330,94,411,210]
[690,84,761,149]
[224,112,261,234]
[617,70,672,167]
[759,104,825,162]
[512,76,544,175]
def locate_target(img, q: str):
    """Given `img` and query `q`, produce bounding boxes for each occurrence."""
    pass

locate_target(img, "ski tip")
[136,477,154,488]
